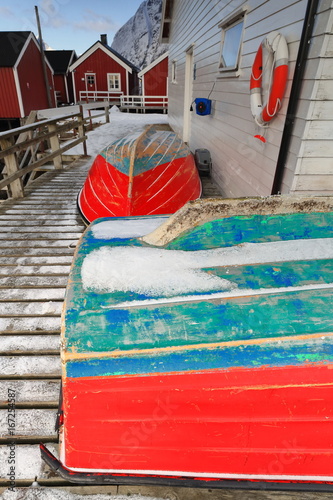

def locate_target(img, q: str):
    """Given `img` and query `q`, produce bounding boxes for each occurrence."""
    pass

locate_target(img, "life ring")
[250,31,288,126]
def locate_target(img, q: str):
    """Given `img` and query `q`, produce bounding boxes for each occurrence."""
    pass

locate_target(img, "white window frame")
[218,8,246,76]
[107,73,121,91]
[171,60,177,83]
[85,73,96,86]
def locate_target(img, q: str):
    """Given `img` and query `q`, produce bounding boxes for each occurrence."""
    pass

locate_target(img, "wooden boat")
[41,195,333,490]
[77,125,201,223]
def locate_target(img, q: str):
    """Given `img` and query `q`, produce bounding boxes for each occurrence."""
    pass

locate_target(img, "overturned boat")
[77,125,202,223]
[42,195,333,491]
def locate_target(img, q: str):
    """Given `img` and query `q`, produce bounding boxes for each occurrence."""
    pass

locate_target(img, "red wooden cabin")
[69,35,139,105]
[0,31,55,127]
[45,50,77,105]
[138,51,168,110]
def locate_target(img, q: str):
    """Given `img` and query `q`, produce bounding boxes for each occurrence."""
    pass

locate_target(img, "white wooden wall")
[286,0,333,195]
[167,0,308,197]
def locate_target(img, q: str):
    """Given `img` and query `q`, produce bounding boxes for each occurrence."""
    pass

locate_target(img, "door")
[85,73,96,99]
[183,46,194,144]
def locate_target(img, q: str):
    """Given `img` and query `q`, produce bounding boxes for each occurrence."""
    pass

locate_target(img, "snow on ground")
[1,489,164,500]
[67,107,169,158]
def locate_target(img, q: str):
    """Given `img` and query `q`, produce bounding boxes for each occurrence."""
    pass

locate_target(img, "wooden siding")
[143,56,168,96]
[72,48,129,100]
[167,0,308,197]
[16,38,56,116]
[285,0,333,195]
[54,74,67,104]
[0,67,20,118]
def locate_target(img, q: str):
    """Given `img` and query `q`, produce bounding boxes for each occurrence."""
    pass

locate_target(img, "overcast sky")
[0,0,143,54]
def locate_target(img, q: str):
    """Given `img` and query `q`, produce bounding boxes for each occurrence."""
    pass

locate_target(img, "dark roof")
[0,31,32,67]
[45,50,77,74]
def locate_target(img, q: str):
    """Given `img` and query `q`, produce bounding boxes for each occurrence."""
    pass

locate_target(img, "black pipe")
[271,0,320,195]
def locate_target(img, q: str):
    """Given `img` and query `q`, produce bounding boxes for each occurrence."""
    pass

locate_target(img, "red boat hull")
[78,127,201,223]
[62,364,333,480]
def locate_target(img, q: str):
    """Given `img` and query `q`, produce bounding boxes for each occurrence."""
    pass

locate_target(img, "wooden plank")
[0,276,68,287]
[0,288,65,301]
[0,317,61,333]
[0,336,60,354]
[0,356,61,377]
[0,380,60,406]
[0,408,57,439]
[293,175,333,191]
[0,442,60,482]
[0,265,71,276]
[0,248,74,257]
[0,301,63,316]
[0,256,73,265]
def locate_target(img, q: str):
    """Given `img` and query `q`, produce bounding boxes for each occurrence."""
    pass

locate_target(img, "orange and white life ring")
[250,31,288,126]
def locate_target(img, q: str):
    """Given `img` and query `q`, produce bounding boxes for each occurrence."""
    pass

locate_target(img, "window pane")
[221,20,243,68]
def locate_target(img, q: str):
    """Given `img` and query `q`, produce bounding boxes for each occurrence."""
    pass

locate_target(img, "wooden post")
[78,106,87,156]
[0,138,24,198]
[35,6,52,108]
[104,100,110,123]
[48,124,62,169]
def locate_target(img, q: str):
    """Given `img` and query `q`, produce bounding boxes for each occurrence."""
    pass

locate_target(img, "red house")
[69,35,139,104]
[45,50,77,105]
[0,31,55,128]
[138,51,169,109]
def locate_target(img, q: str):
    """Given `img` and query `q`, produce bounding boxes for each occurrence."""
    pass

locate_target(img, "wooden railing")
[38,101,110,127]
[120,95,168,111]
[0,111,87,199]
[79,91,123,104]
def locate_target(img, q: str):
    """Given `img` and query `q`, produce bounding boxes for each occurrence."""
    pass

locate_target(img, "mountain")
[111,0,168,69]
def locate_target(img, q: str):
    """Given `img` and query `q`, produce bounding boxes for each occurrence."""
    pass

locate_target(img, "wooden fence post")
[48,124,62,169]
[78,106,87,156]
[0,138,24,198]
[104,100,110,123]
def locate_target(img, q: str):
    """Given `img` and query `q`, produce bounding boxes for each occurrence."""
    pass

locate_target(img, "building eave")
[159,0,173,43]
[138,51,169,78]
[69,42,133,74]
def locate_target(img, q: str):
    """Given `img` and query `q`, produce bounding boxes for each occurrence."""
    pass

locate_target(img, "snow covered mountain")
[111,0,168,69]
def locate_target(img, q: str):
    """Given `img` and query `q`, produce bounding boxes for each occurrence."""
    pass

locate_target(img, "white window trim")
[107,73,121,91]
[85,73,96,86]
[171,60,177,83]
[218,7,247,78]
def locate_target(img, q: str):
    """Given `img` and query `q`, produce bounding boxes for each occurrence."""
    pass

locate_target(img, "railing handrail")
[0,112,82,141]
[0,110,87,199]
[120,95,168,107]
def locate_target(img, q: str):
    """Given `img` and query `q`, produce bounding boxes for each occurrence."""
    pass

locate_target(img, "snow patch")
[81,246,235,297]
[81,238,333,298]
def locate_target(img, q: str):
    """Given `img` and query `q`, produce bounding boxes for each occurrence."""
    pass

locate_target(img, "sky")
[0,0,144,54]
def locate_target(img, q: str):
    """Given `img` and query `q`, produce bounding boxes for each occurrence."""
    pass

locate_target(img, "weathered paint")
[63,365,333,477]
[0,67,21,118]
[78,126,201,222]
[60,204,333,482]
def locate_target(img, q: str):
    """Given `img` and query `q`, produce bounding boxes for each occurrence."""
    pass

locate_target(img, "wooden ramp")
[2,163,326,499]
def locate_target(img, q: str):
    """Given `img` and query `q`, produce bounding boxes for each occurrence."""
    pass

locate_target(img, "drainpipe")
[271,0,320,195]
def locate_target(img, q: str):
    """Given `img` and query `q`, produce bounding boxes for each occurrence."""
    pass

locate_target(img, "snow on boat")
[41,195,333,490]
[77,125,202,223]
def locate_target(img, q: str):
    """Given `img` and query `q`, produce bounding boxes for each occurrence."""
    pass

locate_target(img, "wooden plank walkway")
[1,162,331,499]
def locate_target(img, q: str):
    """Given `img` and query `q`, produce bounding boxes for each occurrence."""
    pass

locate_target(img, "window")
[108,73,121,91]
[171,60,177,83]
[85,74,95,86]
[219,10,245,73]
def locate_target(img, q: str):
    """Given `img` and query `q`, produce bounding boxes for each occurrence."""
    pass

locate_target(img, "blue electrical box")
[195,98,212,116]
